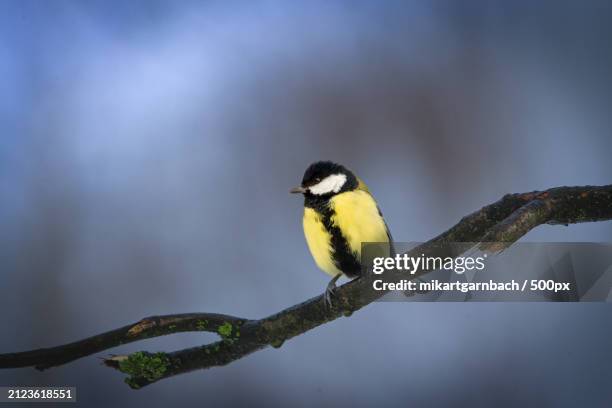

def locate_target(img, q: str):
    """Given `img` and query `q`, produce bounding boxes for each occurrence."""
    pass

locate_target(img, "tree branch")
[1,185,611,389]
[0,313,248,371]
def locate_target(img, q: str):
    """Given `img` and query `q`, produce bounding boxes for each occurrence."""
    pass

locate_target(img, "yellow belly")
[303,208,342,277]
[330,190,390,257]
[302,190,391,277]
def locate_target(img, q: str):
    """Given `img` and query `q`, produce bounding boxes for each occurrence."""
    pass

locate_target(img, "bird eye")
[314,177,321,182]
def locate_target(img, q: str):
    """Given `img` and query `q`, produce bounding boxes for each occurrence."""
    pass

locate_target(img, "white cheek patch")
[309,174,347,195]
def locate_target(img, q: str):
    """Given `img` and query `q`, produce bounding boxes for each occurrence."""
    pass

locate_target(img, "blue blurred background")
[1,0,611,406]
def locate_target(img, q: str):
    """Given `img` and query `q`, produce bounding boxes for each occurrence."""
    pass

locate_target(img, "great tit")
[291,161,394,306]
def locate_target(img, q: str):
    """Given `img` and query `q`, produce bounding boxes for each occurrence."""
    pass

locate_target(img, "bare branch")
[0,313,248,371]
[1,185,611,389]
[479,185,612,252]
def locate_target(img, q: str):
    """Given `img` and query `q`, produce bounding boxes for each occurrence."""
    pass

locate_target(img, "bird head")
[290,161,358,197]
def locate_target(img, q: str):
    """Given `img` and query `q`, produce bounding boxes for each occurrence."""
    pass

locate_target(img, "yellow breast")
[330,190,390,257]
[303,207,342,277]
[302,190,391,277]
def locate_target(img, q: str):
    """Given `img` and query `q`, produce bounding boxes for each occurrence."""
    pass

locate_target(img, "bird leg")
[324,274,342,307]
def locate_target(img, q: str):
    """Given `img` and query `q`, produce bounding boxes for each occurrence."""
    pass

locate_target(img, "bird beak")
[290,186,307,194]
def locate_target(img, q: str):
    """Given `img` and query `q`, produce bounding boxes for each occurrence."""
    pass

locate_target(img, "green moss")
[124,377,141,389]
[270,338,285,349]
[196,320,208,330]
[217,322,233,338]
[119,351,170,382]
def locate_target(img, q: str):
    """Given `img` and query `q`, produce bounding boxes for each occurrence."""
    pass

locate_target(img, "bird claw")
[324,283,337,308]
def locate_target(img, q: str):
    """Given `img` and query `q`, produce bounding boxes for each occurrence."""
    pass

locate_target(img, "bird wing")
[377,204,396,257]
[357,177,395,256]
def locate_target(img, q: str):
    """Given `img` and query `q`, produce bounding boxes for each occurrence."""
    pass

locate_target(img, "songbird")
[291,161,394,306]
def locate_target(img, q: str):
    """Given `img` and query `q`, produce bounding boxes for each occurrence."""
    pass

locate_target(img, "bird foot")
[324,283,336,308]
[324,274,341,308]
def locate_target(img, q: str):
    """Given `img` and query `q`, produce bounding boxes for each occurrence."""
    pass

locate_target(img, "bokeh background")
[1,0,612,406]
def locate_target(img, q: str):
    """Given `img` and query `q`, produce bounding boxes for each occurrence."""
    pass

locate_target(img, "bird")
[291,161,394,306]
